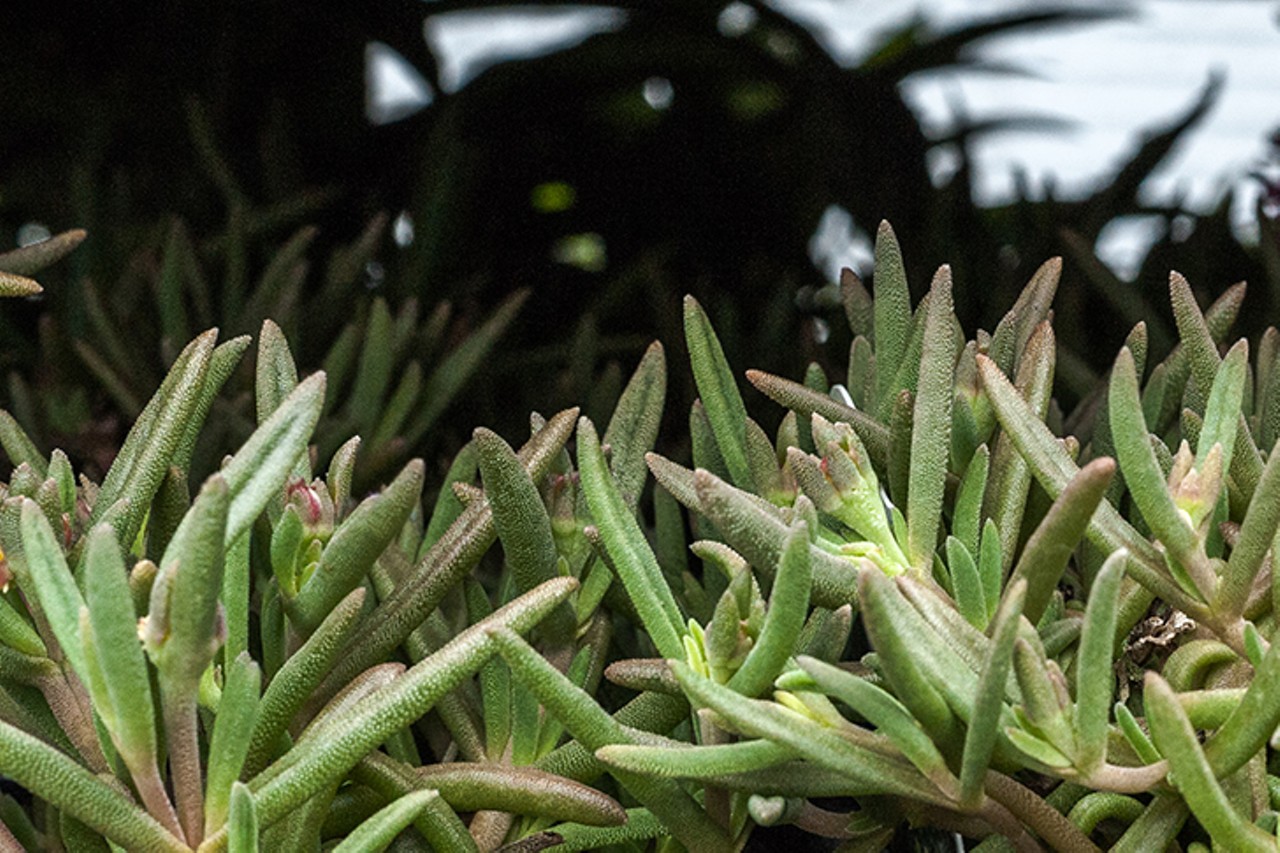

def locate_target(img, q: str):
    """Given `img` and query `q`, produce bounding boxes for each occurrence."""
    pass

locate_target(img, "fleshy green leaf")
[0,720,187,852]
[255,320,299,427]
[317,409,577,703]
[1145,674,1275,852]
[728,522,812,697]
[603,341,667,510]
[489,628,730,851]
[245,588,367,777]
[287,459,423,633]
[227,782,258,853]
[205,653,262,837]
[958,578,1024,807]
[1007,458,1115,625]
[907,266,955,573]
[83,526,163,792]
[220,372,326,546]
[231,578,576,843]
[873,220,912,407]
[795,656,959,800]
[1073,549,1127,773]
[90,330,218,547]
[0,228,87,276]
[18,500,88,682]
[684,295,753,489]
[0,409,46,475]
[329,790,436,853]
[578,417,684,659]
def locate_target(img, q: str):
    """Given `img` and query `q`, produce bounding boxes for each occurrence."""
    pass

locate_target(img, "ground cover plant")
[5,220,1280,851]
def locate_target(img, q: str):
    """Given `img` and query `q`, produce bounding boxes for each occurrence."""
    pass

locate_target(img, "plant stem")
[131,758,185,841]
[1086,761,1169,794]
[163,690,205,846]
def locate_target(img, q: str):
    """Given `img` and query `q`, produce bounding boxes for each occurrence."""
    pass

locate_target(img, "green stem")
[132,759,185,841]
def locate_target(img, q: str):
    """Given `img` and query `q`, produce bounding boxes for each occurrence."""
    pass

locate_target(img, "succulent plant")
[7,218,1280,851]
[1,211,525,495]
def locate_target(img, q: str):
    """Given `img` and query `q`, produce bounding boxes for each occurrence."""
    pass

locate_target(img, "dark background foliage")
[3,1,1278,471]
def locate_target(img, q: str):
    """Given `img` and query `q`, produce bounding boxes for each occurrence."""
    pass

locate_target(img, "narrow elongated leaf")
[18,500,88,682]
[596,738,795,779]
[227,782,258,853]
[959,579,1024,807]
[231,578,576,842]
[985,321,1055,572]
[255,320,299,426]
[0,720,188,852]
[978,354,1194,613]
[907,266,955,573]
[1145,674,1275,852]
[0,270,41,297]
[858,571,958,742]
[344,752,478,853]
[245,589,366,777]
[873,221,912,407]
[994,257,1062,377]
[1197,339,1247,470]
[692,469,859,608]
[880,292,930,422]
[1007,458,1115,624]
[0,593,44,658]
[148,475,229,688]
[1111,792,1188,853]
[317,410,577,702]
[728,522,811,697]
[476,428,558,595]
[205,654,262,837]
[1217,438,1280,616]
[953,445,989,558]
[410,762,625,825]
[488,628,731,851]
[946,537,987,629]
[1170,272,1221,411]
[220,371,326,546]
[603,342,667,510]
[1073,550,1127,773]
[288,459,423,632]
[0,228,86,276]
[671,660,947,804]
[420,440,477,557]
[1201,618,1280,777]
[744,370,890,471]
[83,526,158,772]
[0,410,45,475]
[684,296,753,489]
[578,417,684,659]
[91,330,217,546]
[795,656,959,800]
[330,790,436,853]
[174,335,253,475]
[1110,348,1206,593]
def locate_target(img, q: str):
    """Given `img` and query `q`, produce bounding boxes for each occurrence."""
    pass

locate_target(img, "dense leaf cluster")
[6,221,1280,851]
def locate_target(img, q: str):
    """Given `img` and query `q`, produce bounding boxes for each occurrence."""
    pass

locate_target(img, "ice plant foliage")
[6,221,1280,850]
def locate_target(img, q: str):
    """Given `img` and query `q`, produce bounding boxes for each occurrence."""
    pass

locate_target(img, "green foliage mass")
[8,215,1280,851]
